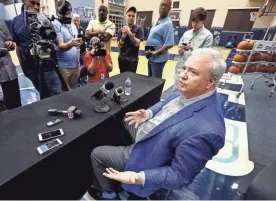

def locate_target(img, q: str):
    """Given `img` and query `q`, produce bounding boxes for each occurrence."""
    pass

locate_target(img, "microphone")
[93,82,114,100]
[113,87,129,106]
[48,106,82,119]
[92,82,114,113]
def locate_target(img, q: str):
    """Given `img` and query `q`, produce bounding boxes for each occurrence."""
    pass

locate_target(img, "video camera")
[24,11,68,99]
[88,37,107,57]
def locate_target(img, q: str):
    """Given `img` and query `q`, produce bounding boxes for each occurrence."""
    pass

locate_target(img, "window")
[173,1,180,9]
[223,9,258,32]
[108,2,125,37]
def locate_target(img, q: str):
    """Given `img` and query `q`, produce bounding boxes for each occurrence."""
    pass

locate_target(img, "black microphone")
[48,106,82,119]
[113,87,128,105]
[93,82,114,100]
[92,82,114,113]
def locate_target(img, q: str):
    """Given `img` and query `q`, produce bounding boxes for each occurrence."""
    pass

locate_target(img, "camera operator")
[0,19,21,109]
[85,4,115,54]
[11,0,63,98]
[84,37,113,84]
[52,0,83,90]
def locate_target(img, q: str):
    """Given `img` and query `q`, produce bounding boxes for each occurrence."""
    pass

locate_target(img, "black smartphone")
[145,45,156,52]
[182,43,187,46]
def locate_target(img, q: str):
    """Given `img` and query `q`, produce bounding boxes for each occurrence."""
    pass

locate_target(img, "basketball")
[261,54,267,61]
[229,65,242,74]
[267,65,276,73]
[237,41,248,50]
[246,65,256,73]
[233,54,248,62]
[273,54,276,62]
[256,65,267,72]
[248,40,256,50]
[266,53,274,62]
[251,53,262,61]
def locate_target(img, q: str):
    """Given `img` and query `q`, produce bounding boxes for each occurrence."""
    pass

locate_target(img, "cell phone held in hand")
[145,45,156,52]
[37,138,63,155]
[182,43,187,46]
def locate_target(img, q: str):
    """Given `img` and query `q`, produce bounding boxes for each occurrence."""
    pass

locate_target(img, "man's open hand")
[103,168,143,185]
[125,109,150,128]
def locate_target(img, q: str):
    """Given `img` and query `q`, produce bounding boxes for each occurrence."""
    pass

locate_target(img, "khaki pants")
[59,67,80,90]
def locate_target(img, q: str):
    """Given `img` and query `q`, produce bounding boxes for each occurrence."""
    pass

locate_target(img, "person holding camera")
[85,5,115,54]
[117,7,144,73]
[0,19,21,109]
[175,7,213,80]
[11,0,63,98]
[84,37,113,84]
[145,0,174,78]
[52,1,83,90]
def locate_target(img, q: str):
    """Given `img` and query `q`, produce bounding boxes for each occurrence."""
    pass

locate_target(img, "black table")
[0,72,164,199]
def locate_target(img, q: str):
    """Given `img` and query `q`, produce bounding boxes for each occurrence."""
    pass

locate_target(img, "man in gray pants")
[89,120,137,199]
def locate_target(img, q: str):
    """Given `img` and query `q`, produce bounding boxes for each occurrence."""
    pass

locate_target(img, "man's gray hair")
[191,48,226,84]
[72,13,80,18]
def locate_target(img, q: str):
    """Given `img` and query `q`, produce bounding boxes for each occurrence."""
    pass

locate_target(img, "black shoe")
[87,187,119,200]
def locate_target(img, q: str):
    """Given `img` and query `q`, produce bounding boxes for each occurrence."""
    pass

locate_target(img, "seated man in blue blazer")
[88,48,227,200]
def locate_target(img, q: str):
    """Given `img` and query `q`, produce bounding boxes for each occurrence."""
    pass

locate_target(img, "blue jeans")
[148,60,166,78]
[43,70,63,96]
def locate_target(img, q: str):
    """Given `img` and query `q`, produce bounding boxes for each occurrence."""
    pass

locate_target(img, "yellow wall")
[125,0,274,28]
[270,16,276,26]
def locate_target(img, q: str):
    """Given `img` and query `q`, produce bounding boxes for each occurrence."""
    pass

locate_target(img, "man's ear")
[206,77,216,89]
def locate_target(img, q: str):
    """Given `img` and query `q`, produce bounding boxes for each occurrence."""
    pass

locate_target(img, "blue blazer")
[123,91,225,197]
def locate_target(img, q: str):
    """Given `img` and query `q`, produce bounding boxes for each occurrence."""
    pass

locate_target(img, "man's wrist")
[147,109,153,119]
[138,171,145,186]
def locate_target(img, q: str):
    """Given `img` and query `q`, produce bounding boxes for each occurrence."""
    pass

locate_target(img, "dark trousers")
[148,60,167,78]
[1,79,22,110]
[22,67,62,98]
[118,59,138,73]
[91,120,138,193]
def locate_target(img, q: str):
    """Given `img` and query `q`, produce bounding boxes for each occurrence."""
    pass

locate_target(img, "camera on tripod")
[88,37,107,57]
[25,11,57,42]
[24,10,68,98]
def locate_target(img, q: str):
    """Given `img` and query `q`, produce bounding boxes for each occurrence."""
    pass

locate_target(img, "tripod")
[32,40,68,99]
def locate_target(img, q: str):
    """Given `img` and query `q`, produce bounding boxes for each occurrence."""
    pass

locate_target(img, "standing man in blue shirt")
[52,0,83,90]
[145,0,174,78]
[12,0,63,98]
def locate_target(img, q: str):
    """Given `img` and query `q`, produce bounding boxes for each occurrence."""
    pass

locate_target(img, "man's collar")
[158,15,169,22]
[193,25,204,33]
[179,88,216,104]
[97,19,108,24]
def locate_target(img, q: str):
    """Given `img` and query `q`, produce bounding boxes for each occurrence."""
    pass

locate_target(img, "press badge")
[101,74,105,80]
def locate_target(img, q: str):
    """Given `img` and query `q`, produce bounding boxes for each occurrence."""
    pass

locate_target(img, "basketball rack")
[235,41,276,97]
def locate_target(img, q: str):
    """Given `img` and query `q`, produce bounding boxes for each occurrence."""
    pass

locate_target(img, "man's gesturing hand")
[103,168,143,185]
[125,109,151,128]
